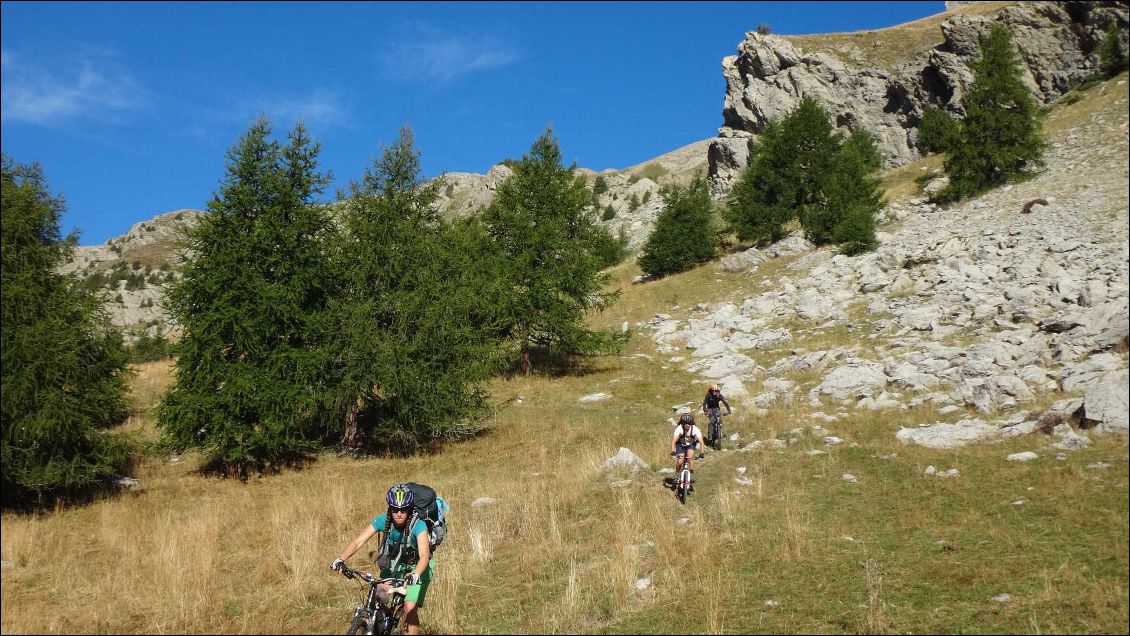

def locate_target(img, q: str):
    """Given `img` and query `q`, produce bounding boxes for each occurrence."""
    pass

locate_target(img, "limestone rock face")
[60,209,204,339]
[708,1,1129,196]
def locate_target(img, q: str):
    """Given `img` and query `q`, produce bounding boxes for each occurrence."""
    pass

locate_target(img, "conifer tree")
[588,223,630,269]
[727,97,838,243]
[936,23,1044,202]
[786,97,840,232]
[1099,24,1128,78]
[481,127,624,374]
[826,129,884,255]
[728,97,880,253]
[157,118,334,478]
[2,155,131,507]
[638,174,718,277]
[329,127,503,451]
[726,119,795,243]
[918,106,961,154]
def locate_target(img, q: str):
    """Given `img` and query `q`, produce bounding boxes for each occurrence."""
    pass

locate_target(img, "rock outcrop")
[709,1,1129,195]
[60,209,204,338]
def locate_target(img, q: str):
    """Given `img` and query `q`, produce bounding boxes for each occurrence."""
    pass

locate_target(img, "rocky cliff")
[708,1,1129,195]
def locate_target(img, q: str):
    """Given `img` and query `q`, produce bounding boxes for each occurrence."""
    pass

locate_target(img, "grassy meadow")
[2,256,1126,634]
[2,67,1128,636]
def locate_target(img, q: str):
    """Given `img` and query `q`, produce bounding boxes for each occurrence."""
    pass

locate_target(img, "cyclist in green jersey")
[332,484,434,635]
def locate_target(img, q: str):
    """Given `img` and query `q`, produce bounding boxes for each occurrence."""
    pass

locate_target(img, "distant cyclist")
[670,412,705,490]
[701,384,732,447]
[332,484,433,635]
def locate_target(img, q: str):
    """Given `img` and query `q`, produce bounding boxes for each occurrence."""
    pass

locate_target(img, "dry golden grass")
[784,2,1016,74]
[120,241,181,270]
[2,327,1125,634]
[1043,70,1130,137]
[880,153,945,203]
[115,360,176,438]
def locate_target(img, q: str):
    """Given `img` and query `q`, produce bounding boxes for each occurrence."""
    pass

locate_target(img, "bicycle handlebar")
[339,566,378,584]
[339,566,406,589]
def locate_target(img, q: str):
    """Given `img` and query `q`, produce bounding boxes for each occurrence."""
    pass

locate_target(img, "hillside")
[10,3,1129,634]
[5,67,1127,634]
[60,139,710,340]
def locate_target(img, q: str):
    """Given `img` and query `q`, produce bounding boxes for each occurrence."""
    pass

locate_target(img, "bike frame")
[707,408,724,450]
[339,566,408,635]
[674,448,694,504]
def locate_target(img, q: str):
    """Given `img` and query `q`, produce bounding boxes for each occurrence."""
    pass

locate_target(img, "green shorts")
[382,559,435,607]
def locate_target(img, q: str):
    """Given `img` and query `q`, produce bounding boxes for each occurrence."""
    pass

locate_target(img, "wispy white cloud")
[255,88,351,128]
[379,25,519,83]
[177,89,352,150]
[0,49,149,125]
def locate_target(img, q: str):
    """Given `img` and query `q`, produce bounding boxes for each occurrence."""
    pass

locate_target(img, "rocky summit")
[708,1,1128,194]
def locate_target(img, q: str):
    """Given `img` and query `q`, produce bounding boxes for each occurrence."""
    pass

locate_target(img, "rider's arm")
[338,524,378,562]
[702,396,709,413]
[722,397,732,414]
[671,429,678,453]
[412,528,431,579]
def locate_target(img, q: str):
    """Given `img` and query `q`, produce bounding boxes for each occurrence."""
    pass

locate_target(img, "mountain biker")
[670,412,705,491]
[701,384,732,446]
[331,484,434,635]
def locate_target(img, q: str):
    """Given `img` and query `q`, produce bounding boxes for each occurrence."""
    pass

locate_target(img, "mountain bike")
[671,450,694,505]
[706,408,726,451]
[337,565,408,635]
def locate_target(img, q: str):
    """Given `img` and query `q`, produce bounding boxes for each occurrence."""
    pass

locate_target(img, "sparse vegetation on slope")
[785,2,1016,73]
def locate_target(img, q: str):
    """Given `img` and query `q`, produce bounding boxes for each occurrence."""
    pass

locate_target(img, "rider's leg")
[402,563,431,635]
[403,601,420,635]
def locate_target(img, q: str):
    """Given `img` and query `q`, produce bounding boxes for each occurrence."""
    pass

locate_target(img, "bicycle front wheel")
[346,614,372,635]
[377,605,405,636]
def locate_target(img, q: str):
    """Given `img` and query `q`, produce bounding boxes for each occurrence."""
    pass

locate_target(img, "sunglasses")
[389,506,412,514]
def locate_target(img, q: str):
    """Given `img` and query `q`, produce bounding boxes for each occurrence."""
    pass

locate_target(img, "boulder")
[895,419,999,448]
[1083,369,1129,434]
[602,447,650,472]
[811,358,888,402]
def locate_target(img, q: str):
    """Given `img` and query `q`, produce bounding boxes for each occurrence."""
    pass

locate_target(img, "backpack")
[378,482,450,572]
[404,482,448,553]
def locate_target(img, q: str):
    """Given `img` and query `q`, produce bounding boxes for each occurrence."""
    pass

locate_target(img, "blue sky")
[2,1,944,245]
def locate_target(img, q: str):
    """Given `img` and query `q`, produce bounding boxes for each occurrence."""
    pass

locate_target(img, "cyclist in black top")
[701,384,732,447]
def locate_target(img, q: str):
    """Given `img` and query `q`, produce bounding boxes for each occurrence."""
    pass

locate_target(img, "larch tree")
[481,128,624,374]
[157,118,335,478]
[2,155,132,507]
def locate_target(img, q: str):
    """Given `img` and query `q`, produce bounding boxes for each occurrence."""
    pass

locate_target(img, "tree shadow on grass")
[503,346,618,380]
[196,448,317,481]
